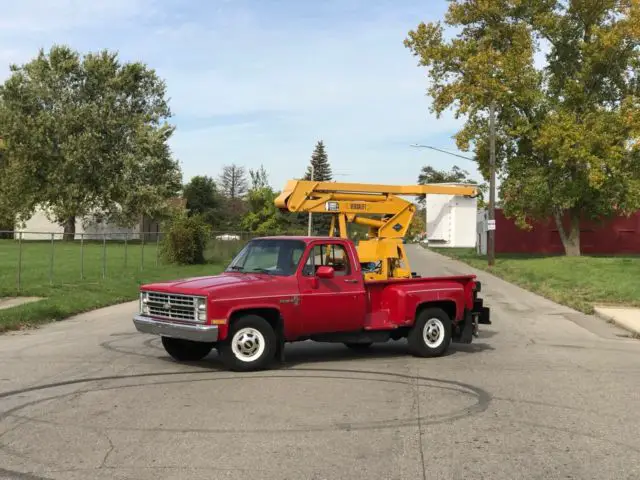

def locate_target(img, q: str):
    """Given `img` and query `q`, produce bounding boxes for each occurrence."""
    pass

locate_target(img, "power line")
[409,144,476,162]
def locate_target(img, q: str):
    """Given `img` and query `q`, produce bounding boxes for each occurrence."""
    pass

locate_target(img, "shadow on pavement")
[155,338,495,371]
[476,329,498,339]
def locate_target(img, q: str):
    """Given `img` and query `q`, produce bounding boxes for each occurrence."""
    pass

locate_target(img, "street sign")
[487,219,496,231]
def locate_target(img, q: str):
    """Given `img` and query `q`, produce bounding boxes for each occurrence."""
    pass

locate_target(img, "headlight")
[196,297,207,322]
[140,291,150,315]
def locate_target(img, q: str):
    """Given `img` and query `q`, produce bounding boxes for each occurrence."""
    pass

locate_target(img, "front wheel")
[219,315,277,372]
[407,307,452,357]
[161,336,214,362]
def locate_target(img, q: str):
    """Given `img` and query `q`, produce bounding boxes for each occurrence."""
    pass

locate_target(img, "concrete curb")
[593,307,640,337]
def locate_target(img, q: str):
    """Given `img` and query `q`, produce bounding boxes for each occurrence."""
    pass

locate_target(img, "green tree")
[0,132,14,238]
[303,140,333,234]
[249,164,270,190]
[417,165,487,208]
[407,208,426,241]
[0,45,182,240]
[240,167,300,235]
[304,140,333,181]
[183,175,222,227]
[241,186,291,235]
[405,0,640,256]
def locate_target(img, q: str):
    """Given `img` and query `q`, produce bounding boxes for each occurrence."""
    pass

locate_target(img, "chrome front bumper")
[133,315,219,342]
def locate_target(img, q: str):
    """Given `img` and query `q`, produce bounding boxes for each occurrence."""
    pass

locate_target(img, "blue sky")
[0,0,484,189]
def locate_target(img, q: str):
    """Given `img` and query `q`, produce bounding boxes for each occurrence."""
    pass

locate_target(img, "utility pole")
[307,164,314,236]
[488,100,496,267]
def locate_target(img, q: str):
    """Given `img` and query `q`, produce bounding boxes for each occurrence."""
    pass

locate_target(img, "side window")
[303,243,351,276]
[302,246,320,276]
[327,244,351,276]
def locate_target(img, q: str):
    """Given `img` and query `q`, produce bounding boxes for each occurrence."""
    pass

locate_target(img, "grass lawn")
[0,238,245,333]
[431,247,640,314]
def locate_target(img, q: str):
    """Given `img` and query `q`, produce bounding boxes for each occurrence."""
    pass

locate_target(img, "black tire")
[161,336,214,362]
[344,342,373,351]
[218,315,277,372]
[407,307,452,357]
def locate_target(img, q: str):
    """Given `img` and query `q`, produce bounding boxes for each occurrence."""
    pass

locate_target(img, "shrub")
[161,213,211,265]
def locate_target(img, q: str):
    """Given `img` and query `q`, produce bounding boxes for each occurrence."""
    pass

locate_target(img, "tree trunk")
[62,216,76,242]
[553,209,581,256]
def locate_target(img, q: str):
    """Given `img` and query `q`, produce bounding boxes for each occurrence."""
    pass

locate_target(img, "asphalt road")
[1,245,639,480]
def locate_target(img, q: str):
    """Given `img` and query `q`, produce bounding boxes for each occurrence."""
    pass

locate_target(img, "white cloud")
[0,0,479,189]
[155,22,421,117]
[0,48,27,68]
[0,0,155,33]
[158,9,470,188]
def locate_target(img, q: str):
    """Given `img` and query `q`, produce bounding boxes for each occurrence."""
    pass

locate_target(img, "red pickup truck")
[133,236,491,371]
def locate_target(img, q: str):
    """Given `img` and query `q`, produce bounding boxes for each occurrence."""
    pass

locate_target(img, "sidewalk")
[0,297,42,311]
[594,306,640,336]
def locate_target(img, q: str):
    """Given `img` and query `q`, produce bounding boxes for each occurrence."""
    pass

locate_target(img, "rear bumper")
[472,298,491,325]
[472,281,490,325]
[133,315,219,342]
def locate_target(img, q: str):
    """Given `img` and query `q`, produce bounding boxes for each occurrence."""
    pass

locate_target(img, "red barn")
[477,209,640,255]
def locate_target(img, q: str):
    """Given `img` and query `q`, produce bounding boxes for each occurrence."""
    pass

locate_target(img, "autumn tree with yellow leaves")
[405,0,640,256]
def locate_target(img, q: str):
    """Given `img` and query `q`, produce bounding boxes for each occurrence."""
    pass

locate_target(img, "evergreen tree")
[302,140,333,235]
[304,140,332,182]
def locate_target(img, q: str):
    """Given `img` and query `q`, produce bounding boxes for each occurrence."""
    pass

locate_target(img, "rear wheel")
[161,336,214,362]
[219,315,277,371]
[407,307,452,357]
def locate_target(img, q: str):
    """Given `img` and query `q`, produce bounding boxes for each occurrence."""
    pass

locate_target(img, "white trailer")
[425,193,478,248]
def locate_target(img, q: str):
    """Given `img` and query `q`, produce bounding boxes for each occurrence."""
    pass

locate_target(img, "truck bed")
[363,274,477,330]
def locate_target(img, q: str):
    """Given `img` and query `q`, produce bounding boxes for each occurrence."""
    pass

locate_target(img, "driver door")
[297,241,366,334]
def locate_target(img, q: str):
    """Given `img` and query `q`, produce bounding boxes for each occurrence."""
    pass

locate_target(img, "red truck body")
[134,236,490,371]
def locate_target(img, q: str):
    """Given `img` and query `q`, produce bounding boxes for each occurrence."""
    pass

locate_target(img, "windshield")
[226,239,306,276]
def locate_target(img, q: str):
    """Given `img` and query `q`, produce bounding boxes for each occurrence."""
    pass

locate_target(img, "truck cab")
[133,236,490,371]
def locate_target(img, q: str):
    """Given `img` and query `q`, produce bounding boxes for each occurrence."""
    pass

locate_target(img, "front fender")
[214,302,286,341]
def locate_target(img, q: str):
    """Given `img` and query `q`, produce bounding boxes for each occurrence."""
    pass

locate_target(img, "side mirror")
[316,266,335,279]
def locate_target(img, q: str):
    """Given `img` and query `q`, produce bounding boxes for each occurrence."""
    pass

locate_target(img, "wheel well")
[229,308,282,333]
[416,300,456,322]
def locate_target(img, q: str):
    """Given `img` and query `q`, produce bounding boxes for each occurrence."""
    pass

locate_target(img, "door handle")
[344,279,359,284]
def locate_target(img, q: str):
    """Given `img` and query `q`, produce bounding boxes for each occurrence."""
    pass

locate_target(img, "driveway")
[0,245,639,479]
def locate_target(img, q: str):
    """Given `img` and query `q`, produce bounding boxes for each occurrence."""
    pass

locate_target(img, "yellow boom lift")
[275,180,479,281]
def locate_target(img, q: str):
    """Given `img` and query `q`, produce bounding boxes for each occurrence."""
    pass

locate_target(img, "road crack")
[98,431,115,469]
[413,370,427,480]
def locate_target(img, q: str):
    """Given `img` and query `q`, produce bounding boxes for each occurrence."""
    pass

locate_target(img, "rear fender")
[415,300,457,324]
[406,283,468,323]
[365,278,475,326]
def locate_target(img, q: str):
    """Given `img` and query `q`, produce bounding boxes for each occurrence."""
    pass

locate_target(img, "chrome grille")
[144,292,199,322]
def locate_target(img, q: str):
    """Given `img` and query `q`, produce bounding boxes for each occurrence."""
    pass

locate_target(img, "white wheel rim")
[423,318,445,348]
[231,327,265,362]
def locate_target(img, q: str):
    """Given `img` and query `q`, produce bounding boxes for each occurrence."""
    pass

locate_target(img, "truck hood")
[140,272,286,298]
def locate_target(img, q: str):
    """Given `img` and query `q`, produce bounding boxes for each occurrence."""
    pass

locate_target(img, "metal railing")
[0,230,267,292]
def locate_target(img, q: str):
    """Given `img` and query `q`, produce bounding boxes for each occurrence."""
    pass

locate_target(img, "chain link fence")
[0,230,266,292]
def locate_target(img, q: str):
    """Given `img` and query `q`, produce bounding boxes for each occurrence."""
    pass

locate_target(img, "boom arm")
[275,179,479,281]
